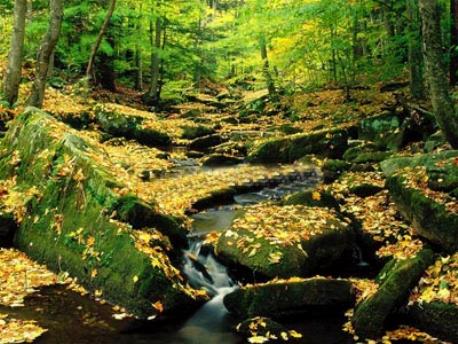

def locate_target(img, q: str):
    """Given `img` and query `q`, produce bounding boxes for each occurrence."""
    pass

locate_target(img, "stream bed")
[1,166,358,344]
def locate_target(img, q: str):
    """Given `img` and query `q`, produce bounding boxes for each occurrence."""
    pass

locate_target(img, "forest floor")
[0,79,456,344]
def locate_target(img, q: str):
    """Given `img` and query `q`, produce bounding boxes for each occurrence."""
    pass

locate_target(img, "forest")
[0,0,457,343]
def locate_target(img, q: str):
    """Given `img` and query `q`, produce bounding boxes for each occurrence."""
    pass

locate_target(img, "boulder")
[0,109,205,318]
[352,248,434,339]
[224,277,356,318]
[189,134,227,151]
[215,204,354,279]
[201,154,243,167]
[283,189,340,210]
[384,154,458,252]
[248,128,349,163]
[358,114,404,150]
[94,105,171,147]
[322,159,351,183]
[235,317,287,340]
[181,125,214,140]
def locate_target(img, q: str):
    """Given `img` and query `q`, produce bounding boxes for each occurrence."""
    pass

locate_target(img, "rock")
[322,159,351,183]
[342,143,378,162]
[385,154,458,251]
[202,154,243,167]
[189,134,227,151]
[407,302,458,343]
[0,213,16,247]
[283,189,340,210]
[0,109,205,318]
[424,131,448,153]
[215,204,354,279]
[181,125,214,140]
[358,114,404,150]
[94,105,171,147]
[248,128,350,163]
[352,248,434,339]
[224,277,356,318]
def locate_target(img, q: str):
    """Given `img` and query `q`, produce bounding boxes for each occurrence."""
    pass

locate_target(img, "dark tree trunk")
[419,0,458,148]
[147,15,162,104]
[407,0,424,99]
[450,0,458,85]
[260,35,276,98]
[27,0,64,108]
[3,0,27,106]
[86,0,117,82]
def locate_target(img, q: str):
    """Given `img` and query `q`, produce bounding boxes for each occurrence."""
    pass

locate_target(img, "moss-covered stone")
[224,278,356,318]
[322,159,351,183]
[95,106,171,147]
[407,302,458,343]
[248,128,349,163]
[0,108,204,318]
[189,134,226,151]
[283,190,339,210]
[358,114,404,150]
[201,154,243,167]
[215,205,354,279]
[235,316,287,340]
[181,125,214,140]
[352,248,434,339]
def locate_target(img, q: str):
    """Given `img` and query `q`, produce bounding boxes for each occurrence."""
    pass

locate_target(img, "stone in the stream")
[331,171,386,198]
[351,248,434,339]
[404,252,458,343]
[0,109,206,318]
[382,152,458,252]
[215,204,354,279]
[189,134,227,151]
[224,277,356,318]
[181,124,214,140]
[235,316,304,343]
[247,127,350,163]
[202,154,243,167]
[94,104,171,147]
[322,159,351,183]
[283,189,340,210]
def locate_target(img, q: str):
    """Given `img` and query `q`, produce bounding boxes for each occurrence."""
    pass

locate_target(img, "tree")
[407,0,424,99]
[2,0,27,106]
[86,0,117,82]
[451,0,458,85]
[419,0,458,148]
[27,0,64,108]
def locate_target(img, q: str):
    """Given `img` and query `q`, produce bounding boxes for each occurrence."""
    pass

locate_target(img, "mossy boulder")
[215,204,354,279]
[201,154,243,167]
[235,317,287,341]
[352,248,434,339]
[224,277,356,318]
[385,157,458,252]
[181,125,214,140]
[95,105,171,147]
[283,190,339,210]
[0,109,205,318]
[248,128,349,163]
[358,114,404,150]
[322,159,351,183]
[189,134,226,151]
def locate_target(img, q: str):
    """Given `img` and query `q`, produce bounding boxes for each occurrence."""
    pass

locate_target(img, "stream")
[1,165,357,344]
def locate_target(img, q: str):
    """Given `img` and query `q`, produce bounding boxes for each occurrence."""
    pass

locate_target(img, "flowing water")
[1,165,358,344]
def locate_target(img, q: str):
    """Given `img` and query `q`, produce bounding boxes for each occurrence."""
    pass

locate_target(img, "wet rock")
[202,154,243,167]
[248,127,350,163]
[235,317,293,343]
[94,105,171,147]
[322,159,351,183]
[424,131,448,153]
[215,204,354,279]
[352,248,434,339]
[283,190,340,210]
[0,109,205,318]
[181,125,214,140]
[358,114,404,150]
[189,134,227,151]
[224,277,356,318]
[384,153,458,251]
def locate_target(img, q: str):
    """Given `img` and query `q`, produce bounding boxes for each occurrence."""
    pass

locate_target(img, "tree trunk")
[2,0,27,106]
[27,0,64,108]
[134,4,143,91]
[451,0,458,85]
[260,35,276,98]
[419,0,458,148]
[85,0,117,82]
[148,15,162,104]
[407,0,424,99]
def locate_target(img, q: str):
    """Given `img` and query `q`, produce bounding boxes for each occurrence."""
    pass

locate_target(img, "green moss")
[248,128,349,163]
[224,278,355,318]
[0,109,202,318]
[181,125,214,140]
[352,249,434,339]
[283,190,339,210]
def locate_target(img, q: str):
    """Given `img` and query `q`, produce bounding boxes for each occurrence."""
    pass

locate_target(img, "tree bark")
[3,0,27,106]
[419,0,458,148]
[85,0,117,82]
[27,0,64,108]
[451,0,458,85]
[147,15,162,104]
[407,0,424,99]
[260,35,276,98]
